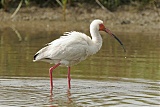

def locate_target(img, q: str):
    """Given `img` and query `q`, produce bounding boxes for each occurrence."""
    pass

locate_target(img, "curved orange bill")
[105,28,126,52]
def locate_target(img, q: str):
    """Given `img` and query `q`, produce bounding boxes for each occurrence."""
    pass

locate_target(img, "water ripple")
[0,77,159,106]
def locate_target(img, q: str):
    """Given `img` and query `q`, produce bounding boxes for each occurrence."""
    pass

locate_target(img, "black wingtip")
[33,53,39,60]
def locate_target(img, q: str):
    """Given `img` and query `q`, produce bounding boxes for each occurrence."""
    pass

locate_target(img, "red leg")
[49,63,61,91]
[68,66,71,89]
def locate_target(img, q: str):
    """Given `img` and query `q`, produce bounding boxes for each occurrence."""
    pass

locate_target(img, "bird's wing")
[33,31,91,62]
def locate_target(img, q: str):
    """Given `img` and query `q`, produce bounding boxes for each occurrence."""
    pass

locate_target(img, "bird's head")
[91,19,126,52]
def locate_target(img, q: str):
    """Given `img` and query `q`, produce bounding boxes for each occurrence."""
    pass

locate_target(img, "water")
[0,24,160,106]
[0,77,159,106]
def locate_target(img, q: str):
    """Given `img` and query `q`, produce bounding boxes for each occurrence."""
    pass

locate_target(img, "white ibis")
[33,19,126,91]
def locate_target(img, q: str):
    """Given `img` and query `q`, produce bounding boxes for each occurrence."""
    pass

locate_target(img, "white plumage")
[33,19,125,90]
[33,20,103,66]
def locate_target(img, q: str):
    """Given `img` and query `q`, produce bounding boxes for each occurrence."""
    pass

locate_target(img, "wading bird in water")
[33,19,126,91]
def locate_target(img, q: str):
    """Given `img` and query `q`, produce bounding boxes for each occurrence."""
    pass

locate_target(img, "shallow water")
[0,25,160,106]
[0,77,159,106]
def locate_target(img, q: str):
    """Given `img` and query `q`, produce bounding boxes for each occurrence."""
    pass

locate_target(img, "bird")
[33,19,126,91]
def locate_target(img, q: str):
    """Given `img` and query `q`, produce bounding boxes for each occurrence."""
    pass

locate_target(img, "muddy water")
[0,26,160,106]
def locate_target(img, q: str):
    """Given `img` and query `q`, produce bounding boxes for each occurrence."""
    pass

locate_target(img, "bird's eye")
[99,24,105,31]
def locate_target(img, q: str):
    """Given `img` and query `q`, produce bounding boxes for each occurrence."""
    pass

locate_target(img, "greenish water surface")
[0,26,159,106]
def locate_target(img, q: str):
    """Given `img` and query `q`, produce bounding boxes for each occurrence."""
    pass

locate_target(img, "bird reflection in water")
[49,89,73,106]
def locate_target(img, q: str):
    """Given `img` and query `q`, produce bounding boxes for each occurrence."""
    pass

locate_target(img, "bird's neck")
[90,28,102,53]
